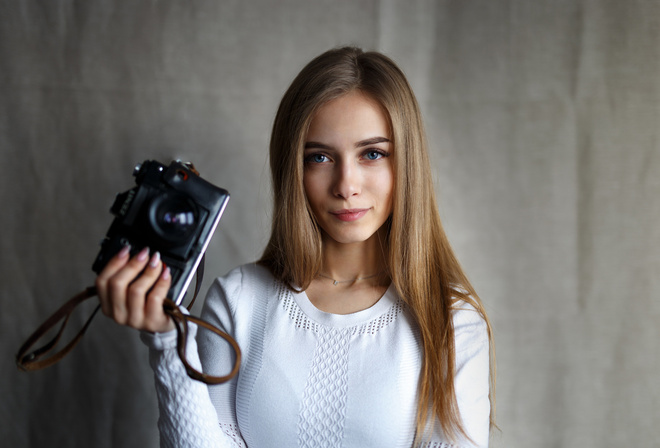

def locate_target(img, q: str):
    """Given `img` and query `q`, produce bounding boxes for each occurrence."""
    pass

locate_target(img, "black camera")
[92,160,229,305]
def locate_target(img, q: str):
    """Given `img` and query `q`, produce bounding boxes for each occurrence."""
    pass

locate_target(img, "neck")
[320,228,388,281]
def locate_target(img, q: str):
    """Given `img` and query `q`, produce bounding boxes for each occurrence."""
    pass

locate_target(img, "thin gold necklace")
[318,271,386,286]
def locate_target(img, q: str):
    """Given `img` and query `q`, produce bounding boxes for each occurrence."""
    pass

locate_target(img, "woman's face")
[303,91,394,246]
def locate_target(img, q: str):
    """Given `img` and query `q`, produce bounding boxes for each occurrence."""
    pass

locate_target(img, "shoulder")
[214,261,274,293]
[450,298,489,354]
[204,262,275,315]
[216,262,274,291]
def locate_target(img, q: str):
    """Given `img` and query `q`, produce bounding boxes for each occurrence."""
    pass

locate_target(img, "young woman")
[96,46,495,447]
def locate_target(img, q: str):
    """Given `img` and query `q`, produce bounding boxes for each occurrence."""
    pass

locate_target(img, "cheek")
[303,171,323,210]
[376,168,394,209]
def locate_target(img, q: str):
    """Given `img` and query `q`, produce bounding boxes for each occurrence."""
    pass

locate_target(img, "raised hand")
[96,245,175,333]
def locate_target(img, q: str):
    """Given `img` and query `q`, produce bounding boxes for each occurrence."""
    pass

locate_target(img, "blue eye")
[305,153,329,164]
[365,150,384,160]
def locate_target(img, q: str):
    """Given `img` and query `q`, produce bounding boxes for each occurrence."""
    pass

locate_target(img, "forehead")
[306,91,391,142]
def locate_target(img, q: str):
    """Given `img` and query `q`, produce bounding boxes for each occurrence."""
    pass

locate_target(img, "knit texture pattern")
[219,423,246,447]
[151,344,232,448]
[297,327,351,447]
[280,285,405,447]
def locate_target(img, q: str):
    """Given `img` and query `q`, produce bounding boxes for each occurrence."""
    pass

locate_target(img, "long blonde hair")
[259,46,495,443]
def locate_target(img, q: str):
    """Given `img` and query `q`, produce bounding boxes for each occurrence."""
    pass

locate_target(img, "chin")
[322,229,379,245]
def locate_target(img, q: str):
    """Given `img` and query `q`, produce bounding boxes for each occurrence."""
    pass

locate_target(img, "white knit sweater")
[141,263,490,447]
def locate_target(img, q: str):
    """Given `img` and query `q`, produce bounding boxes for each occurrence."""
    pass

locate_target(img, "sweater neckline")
[290,283,397,329]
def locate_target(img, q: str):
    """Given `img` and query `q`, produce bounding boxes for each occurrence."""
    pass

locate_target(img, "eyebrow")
[304,136,391,150]
[356,136,391,147]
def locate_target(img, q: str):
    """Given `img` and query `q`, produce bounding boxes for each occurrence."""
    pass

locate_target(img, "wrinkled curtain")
[2,1,658,446]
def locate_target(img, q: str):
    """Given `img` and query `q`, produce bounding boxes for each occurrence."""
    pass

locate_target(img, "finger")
[144,265,175,333]
[125,251,164,328]
[105,247,151,324]
[96,245,132,316]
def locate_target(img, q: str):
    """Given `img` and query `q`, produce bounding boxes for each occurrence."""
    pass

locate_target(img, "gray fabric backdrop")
[2,1,658,447]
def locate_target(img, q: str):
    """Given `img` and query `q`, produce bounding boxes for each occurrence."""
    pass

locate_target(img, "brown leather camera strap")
[185,255,205,312]
[16,287,100,371]
[16,268,240,384]
[163,299,241,384]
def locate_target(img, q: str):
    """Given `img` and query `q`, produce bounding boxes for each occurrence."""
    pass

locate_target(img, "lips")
[329,208,370,222]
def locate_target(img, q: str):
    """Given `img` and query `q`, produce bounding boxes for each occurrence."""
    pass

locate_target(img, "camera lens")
[149,192,199,244]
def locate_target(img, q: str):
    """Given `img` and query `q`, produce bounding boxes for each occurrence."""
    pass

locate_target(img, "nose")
[332,159,361,199]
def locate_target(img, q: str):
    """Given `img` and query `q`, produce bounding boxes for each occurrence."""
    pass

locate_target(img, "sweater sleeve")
[453,305,491,447]
[423,304,491,448]
[197,266,248,446]
[140,289,245,447]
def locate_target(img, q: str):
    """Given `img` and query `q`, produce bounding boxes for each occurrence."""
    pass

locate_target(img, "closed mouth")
[329,208,370,222]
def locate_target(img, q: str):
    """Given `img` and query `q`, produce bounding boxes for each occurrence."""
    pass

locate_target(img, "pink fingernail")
[137,247,149,262]
[118,245,131,259]
[149,251,161,268]
[161,266,171,280]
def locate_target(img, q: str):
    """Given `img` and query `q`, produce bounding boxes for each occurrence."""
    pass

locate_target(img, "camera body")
[92,160,229,305]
